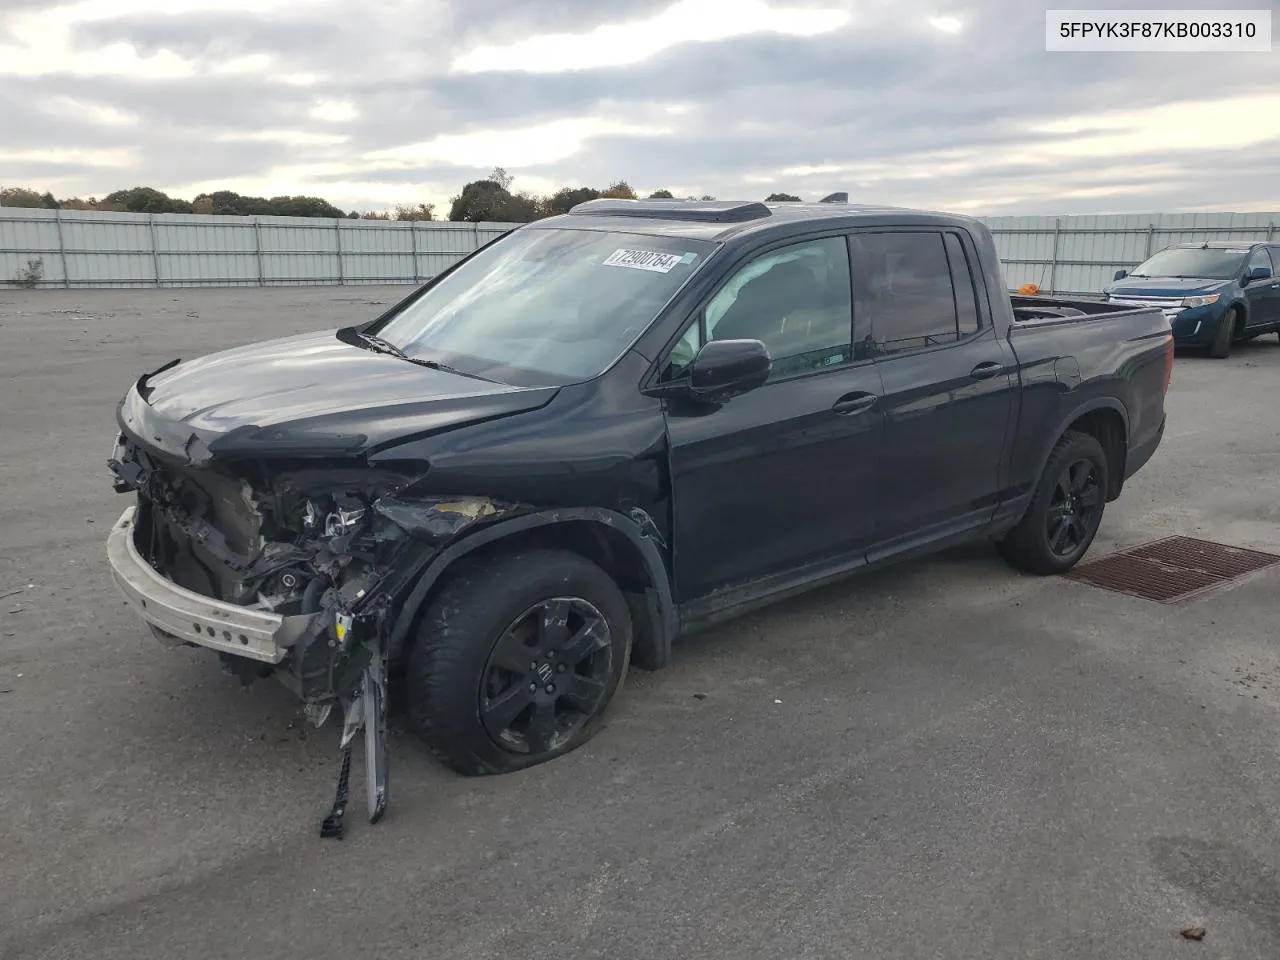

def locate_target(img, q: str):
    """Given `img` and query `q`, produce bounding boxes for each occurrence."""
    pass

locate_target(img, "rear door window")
[850,231,977,355]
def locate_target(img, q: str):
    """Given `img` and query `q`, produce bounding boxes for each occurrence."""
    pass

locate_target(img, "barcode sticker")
[602,248,685,273]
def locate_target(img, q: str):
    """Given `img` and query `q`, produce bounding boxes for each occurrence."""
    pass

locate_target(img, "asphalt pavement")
[4,286,1280,959]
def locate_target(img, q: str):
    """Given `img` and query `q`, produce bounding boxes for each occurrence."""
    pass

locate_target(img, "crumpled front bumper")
[107,507,319,665]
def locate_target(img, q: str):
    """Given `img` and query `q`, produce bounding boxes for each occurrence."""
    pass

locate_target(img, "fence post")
[335,219,345,285]
[410,222,420,284]
[54,208,70,288]
[1047,218,1061,293]
[253,217,265,286]
[1269,222,1276,241]
[1145,223,1156,258]
[148,213,162,288]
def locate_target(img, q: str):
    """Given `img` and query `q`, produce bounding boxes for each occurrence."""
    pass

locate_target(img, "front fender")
[384,506,677,670]
[1223,297,1249,326]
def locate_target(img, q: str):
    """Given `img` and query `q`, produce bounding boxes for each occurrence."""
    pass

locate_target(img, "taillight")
[1161,332,1174,396]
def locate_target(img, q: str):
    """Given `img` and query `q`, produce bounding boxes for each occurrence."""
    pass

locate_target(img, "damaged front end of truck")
[106,364,530,838]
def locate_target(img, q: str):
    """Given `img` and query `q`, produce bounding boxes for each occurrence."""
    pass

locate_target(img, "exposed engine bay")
[107,430,521,837]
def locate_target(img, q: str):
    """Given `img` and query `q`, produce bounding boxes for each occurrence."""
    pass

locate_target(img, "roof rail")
[567,198,772,223]
[819,192,848,203]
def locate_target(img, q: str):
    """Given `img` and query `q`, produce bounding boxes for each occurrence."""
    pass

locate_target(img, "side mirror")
[688,339,771,399]
[1244,265,1271,284]
[1113,269,1128,281]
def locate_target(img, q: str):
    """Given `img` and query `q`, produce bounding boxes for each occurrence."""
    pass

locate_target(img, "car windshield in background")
[374,227,715,387]
[1131,247,1249,280]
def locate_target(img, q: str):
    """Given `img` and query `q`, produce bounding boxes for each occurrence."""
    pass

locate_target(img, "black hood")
[118,329,559,464]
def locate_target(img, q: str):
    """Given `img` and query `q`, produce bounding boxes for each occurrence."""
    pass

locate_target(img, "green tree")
[765,192,801,202]
[1,186,57,208]
[394,202,435,221]
[600,180,637,200]
[58,197,100,211]
[540,186,600,217]
[489,166,514,190]
[187,191,345,218]
[647,189,674,199]
[193,191,255,215]
[268,195,347,218]
[449,179,539,222]
[101,187,193,214]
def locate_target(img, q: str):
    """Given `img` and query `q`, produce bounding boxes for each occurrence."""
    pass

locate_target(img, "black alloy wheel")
[1045,459,1102,559]
[997,429,1109,575]
[479,597,613,755]
[406,547,632,776]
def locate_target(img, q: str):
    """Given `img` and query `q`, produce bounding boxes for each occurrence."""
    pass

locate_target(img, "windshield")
[1130,247,1249,280]
[373,227,714,387]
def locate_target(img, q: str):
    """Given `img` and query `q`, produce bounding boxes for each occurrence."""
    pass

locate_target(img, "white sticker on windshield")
[602,248,685,273]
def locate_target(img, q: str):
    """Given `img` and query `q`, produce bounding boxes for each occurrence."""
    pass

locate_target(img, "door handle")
[970,361,1006,380]
[832,393,878,415]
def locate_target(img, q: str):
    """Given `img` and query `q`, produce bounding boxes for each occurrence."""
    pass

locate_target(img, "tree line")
[0,169,806,222]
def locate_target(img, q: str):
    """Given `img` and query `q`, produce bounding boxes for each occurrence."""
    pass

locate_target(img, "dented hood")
[118,329,559,463]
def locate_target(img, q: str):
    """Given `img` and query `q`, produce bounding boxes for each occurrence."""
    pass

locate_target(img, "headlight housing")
[1181,294,1220,309]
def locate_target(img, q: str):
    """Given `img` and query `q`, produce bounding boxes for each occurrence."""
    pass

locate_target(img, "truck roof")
[1171,240,1270,250]
[536,197,987,243]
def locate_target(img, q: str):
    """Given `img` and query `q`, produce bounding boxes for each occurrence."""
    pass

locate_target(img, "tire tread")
[998,430,1107,576]
[405,547,630,776]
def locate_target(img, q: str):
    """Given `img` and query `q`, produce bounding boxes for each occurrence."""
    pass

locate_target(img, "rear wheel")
[405,547,632,776]
[1208,307,1238,358]
[998,430,1108,575]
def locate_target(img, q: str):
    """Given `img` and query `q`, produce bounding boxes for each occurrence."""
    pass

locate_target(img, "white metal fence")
[0,208,520,289]
[987,212,1278,295]
[3,207,1277,296]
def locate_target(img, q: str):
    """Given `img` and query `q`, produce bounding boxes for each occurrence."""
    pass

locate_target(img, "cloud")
[450,0,852,73]
[365,114,674,168]
[310,98,357,123]
[0,0,1277,217]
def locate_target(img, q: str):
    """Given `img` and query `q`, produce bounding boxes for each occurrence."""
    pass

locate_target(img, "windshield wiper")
[352,330,498,382]
[407,357,498,382]
[356,332,409,359]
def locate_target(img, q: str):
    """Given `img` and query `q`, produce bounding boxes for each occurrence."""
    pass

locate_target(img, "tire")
[997,430,1108,576]
[1208,307,1237,358]
[405,547,632,776]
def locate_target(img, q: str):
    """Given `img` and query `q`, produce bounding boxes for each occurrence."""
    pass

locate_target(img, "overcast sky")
[1,0,1277,216]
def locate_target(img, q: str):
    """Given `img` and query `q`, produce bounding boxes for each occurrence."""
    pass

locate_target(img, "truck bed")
[998,291,1171,522]
[1009,294,1159,326]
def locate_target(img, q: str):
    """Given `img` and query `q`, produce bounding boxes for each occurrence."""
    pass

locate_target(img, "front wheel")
[1208,308,1237,358]
[998,431,1108,575]
[405,547,632,776]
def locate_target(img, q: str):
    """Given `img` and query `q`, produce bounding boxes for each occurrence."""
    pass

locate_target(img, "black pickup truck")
[106,199,1171,833]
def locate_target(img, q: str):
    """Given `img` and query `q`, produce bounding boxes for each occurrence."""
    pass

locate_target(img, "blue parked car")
[1105,241,1280,358]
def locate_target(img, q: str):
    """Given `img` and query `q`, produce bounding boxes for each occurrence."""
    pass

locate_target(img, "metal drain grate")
[1065,536,1280,603]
